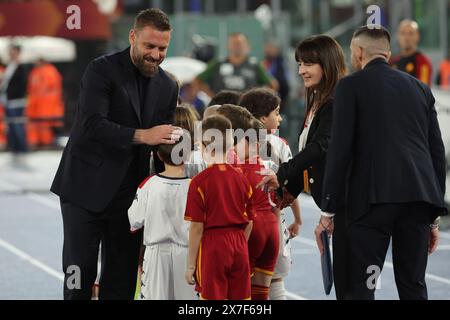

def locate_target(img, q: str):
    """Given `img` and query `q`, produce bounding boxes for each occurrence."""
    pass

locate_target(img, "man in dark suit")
[51,9,181,300]
[317,25,447,300]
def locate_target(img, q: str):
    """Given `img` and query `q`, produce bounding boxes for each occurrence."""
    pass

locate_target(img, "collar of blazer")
[298,99,333,143]
[119,47,161,127]
[365,57,389,69]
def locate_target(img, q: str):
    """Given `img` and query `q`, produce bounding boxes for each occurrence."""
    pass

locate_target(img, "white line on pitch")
[0,237,64,282]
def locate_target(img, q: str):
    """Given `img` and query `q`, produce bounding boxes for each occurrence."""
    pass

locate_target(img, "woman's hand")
[256,168,280,191]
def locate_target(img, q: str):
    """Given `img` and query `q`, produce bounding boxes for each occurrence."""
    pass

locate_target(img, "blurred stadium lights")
[93,0,118,15]
[0,36,76,64]
[254,4,273,30]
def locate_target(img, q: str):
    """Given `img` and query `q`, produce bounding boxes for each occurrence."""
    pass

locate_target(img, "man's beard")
[132,44,161,77]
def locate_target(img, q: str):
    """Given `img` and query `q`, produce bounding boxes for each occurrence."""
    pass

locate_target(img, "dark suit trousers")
[347,202,431,300]
[61,186,142,300]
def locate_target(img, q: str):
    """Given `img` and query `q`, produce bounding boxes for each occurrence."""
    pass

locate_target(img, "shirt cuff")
[320,211,335,218]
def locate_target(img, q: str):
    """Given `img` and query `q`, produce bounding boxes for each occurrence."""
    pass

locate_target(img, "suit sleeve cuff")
[320,211,335,218]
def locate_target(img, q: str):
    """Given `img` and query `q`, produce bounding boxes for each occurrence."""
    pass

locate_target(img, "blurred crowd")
[0,45,64,161]
[1,16,450,161]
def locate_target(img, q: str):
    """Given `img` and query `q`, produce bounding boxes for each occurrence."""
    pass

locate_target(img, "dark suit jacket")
[51,48,178,212]
[6,64,27,100]
[321,58,447,222]
[277,99,333,208]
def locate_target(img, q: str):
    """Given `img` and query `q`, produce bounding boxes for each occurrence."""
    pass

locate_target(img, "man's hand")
[134,125,183,145]
[185,267,196,285]
[429,228,439,255]
[314,216,334,256]
[256,168,279,191]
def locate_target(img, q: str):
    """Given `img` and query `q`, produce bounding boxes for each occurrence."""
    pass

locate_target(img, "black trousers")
[61,188,142,300]
[346,202,431,300]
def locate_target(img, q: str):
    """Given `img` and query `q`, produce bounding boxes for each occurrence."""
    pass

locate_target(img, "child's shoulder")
[190,165,214,185]
[137,174,157,190]
[191,164,245,184]
[268,133,289,146]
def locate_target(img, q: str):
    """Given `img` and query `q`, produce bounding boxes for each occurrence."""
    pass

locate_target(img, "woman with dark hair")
[258,34,348,298]
[277,35,346,209]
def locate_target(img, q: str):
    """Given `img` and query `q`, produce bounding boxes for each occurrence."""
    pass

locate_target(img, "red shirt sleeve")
[184,178,206,223]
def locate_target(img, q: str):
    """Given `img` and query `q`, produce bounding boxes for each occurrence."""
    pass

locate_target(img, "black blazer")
[6,64,27,100]
[51,48,178,212]
[277,99,333,208]
[321,58,447,222]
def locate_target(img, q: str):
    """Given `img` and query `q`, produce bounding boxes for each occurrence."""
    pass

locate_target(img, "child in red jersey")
[239,88,302,300]
[184,115,254,300]
[236,117,280,300]
[216,104,280,300]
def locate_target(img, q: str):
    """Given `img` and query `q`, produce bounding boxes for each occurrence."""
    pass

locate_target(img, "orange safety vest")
[26,63,64,119]
[439,60,450,89]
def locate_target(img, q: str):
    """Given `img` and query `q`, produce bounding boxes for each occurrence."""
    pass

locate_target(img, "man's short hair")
[157,136,184,166]
[134,8,171,31]
[353,25,391,43]
[239,88,281,119]
[208,90,242,107]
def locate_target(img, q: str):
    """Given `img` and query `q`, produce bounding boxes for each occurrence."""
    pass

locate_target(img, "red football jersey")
[238,162,273,215]
[390,51,432,86]
[184,164,254,230]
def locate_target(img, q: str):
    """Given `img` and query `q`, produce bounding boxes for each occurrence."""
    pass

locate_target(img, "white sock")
[269,279,286,300]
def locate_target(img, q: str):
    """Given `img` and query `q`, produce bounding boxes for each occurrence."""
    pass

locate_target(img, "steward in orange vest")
[26,59,64,147]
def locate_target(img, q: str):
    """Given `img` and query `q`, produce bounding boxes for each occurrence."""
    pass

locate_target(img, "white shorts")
[273,212,292,279]
[140,242,197,300]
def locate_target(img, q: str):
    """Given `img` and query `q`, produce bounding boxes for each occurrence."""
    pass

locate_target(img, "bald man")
[193,33,278,97]
[319,25,446,300]
[390,19,433,86]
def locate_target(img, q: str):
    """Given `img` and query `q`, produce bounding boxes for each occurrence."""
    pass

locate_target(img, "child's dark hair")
[216,104,254,132]
[208,90,242,107]
[157,136,184,166]
[239,88,281,119]
[201,115,233,153]
[251,118,267,142]
[252,119,275,161]
[216,104,255,145]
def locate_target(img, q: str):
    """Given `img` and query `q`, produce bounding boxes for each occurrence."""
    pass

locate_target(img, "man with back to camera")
[318,25,446,300]
[51,8,181,300]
